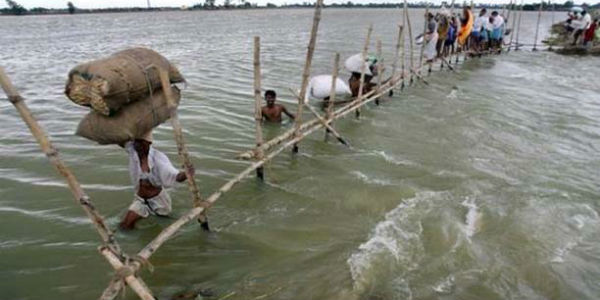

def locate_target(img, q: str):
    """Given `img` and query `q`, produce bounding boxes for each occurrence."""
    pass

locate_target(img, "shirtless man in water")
[119,132,192,230]
[261,90,295,123]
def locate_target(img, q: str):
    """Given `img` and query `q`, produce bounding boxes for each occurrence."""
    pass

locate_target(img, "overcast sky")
[0,0,595,9]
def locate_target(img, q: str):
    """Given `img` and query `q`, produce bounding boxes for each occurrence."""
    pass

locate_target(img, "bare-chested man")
[261,90,295,123]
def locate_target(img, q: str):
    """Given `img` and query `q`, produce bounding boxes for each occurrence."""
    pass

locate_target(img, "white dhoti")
[128,189,172,217]
[424,32,439,61]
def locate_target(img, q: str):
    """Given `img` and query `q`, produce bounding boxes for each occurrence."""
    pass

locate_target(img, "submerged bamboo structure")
[0,3,524,300]
[253,36,265,180]
[532,2,543,51]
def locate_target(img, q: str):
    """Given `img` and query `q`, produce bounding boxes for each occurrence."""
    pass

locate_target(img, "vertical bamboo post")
[549,1,555,50]
[401,0,408,88]
[355,24,373,119]
[0,67,124,255]
[390,24,403,96]
[515,1,524,51]
[375,38,383,105]
[418,4,430,72]
[326,53,340,120]
[508,0,518,51]
[293,0,323,153]
[253,36,264,180]
[532,1,543,51]
[324,52,339,141]
[404,0,415,84]
[156,68,209,230]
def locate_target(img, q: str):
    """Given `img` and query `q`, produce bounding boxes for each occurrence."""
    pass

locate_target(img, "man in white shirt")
[119,132,192,229]
[491,11,505,50]
[572,10,592,45]
[471,8,488,52]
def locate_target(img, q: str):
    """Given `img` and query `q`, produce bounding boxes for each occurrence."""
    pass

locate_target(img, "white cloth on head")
[125,141,180,192]
[424,32,439,60]
[128,189,172,217]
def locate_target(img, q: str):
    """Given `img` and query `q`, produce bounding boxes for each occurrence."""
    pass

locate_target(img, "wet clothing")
[126,141,179,192]
[125,141,179,217]
[129,189,172,218]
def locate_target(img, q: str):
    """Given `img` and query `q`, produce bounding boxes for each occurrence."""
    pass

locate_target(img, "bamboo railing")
[0,4,526,300]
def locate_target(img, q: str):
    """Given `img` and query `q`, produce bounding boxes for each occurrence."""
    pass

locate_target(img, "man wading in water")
[119,132,193,230]
[261,90,295,123]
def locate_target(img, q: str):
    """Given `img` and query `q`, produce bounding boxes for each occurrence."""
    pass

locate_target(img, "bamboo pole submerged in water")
[326,53,340,121]
[355,24,373,119]
[375,38,383,105]
[508,1,518,51]
[155,67,210,230]
[418,4,430,72]
[515,1,524,50]
[253,36,265,180]
[404,0,415,84]
[293,0,323,153]
[532,2,543,51]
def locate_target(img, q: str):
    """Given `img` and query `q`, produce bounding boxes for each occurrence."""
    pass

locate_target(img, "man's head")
[491,11,498,17]
[133,139,152,156]
[427,12,434,20]
[133,131,152,155]
[479,8,487,16]
[265,90,276,107]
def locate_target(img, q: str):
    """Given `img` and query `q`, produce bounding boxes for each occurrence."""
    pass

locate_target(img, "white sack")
[307,75,351,100]
[344,54,373,76]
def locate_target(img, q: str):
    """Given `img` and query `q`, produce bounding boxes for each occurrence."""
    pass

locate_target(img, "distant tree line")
[1,0,598,16]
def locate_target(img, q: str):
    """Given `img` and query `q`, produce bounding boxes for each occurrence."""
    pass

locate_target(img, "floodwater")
[1,7,599,300]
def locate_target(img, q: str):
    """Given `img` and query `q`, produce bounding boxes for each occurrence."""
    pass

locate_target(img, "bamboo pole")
[532,1,543,51]
[390,25,403,96]
[515,0,524,50]
[293,0,323,153]
[0,67,124,256]
[355,24,373,119]
[375,38,383,105]
[404,0,415,84]
[99,247,156,300]
[326,53,340,121]
[549,1,555,50]
[253,36,264,180]
[155,67,210,230]
[508,0,518,51]
[418,4,430,72]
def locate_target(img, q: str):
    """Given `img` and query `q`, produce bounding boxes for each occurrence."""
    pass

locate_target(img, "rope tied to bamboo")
[8,94,23,103]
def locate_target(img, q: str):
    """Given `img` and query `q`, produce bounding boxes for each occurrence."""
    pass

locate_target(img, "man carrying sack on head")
[120,131,193,230]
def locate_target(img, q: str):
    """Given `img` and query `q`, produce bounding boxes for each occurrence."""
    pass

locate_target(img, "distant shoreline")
[1,3,590,17]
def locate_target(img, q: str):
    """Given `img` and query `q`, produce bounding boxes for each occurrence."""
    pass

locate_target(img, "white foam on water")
[432,275,455,294]
[351,171,393,186]
[446,88,458,99]
[461,197,481,240]
[347,192,437,293]
[373,150,414,166]
[0,206,92,225]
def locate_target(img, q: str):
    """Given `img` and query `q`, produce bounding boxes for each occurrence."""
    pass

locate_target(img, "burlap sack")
[76,87,180,145]
[65,47,184,116]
